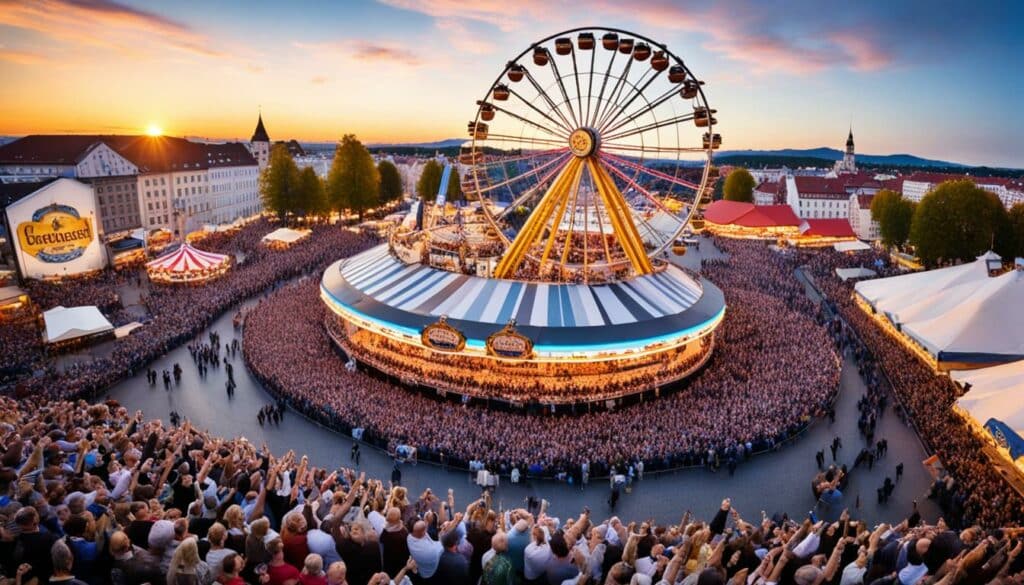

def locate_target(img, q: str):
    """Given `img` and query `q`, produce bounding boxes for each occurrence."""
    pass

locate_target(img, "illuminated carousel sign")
[486,320,534,359]
[17,204,95,263]
[421,316,466,352]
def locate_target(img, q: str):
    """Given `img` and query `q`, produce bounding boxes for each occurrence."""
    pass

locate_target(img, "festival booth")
[834,240,872,253]
[42,305,114,346]
[145,242,230,284]
[855,254,1022,370]
[952,361,1024,479]
[262,227,311,250]
[702,200,801,239]
[789,219,857,247]
[0,285,32,322]
[107,237,146,269]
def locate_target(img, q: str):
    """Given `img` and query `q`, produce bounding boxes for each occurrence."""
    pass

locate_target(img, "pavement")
[101,239,942,526]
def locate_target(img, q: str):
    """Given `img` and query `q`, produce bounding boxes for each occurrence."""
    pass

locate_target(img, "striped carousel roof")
[146,243,229,273]
[321,244,726,352]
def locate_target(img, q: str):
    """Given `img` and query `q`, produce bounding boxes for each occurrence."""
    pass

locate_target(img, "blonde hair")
[207,522,226,546]
[250,517,270,539]
[224,505,245,530]
[303,554,323,575]
[167,537,200,585]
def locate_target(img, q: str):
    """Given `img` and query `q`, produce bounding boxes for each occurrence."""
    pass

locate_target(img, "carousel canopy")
[262,227,311,245]
[42,305,113,344]
[953,360,1024,459]
[146,242,229,274]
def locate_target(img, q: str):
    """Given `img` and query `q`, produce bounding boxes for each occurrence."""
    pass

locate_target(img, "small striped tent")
[146,242,230,284]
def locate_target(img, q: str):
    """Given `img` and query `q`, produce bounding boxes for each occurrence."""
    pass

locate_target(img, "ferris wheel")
[461,27,720,282]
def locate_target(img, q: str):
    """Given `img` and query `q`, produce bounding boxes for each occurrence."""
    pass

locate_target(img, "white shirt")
[307,529,342,566]
[407,533,442,578]
[524,542,552,580]
[367,510,386,536]
[840,562,867,585]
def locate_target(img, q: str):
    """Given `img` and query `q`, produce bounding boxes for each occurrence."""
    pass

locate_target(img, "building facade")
[848,193,880,241]
[902,172,1024,208]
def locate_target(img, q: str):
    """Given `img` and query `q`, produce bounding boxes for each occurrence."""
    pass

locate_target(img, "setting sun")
[145,124,163,136]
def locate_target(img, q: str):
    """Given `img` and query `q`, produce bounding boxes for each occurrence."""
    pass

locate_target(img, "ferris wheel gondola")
[463,27,718,282]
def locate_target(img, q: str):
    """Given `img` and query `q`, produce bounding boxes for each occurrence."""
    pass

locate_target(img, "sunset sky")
[0,0,1022,167]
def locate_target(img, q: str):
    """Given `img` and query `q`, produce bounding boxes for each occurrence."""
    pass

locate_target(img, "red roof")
[754,181,780,194]
[735,204,800,227]
[146,243,229,273]
[704,200,800,228]
[0,135,256,173]
[703,200,754,225]
[856,194,874,209]
[793,176,849,197]
[905,171,1013,187]
[800,218,856,238]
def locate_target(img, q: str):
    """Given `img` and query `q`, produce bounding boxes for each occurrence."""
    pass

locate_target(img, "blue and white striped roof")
[322,244,725,352]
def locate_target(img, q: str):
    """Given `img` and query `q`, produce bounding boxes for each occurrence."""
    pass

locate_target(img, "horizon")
[1,0,1022,167]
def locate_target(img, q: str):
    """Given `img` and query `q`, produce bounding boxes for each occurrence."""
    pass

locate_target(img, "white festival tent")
[262,227,311,245]
[952,360,1024,462]
[854,252,998,321]
[900,267,1024,367]
[835,267,877,281]
[42,306,113,344]
[833,240,871,253]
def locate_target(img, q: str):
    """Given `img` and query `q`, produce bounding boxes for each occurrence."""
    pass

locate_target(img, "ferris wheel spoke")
[602,84,681,137]
[594,56,634,131]
[475,151,572,195]
[544,53,580,128]
[522,69,576,132]
[602,151,701,190]
[597,157,673,214]
[494,153,575,218]
[585,48,595,126]
[484,133,568,148]
[600,142,707,155]
[589,48,618,127]
[598,69,663,135]
[603,112,697,143]
[506,86,576,135]
[475,147,567,169]
[570,48,585,133]
[478,101,569,140]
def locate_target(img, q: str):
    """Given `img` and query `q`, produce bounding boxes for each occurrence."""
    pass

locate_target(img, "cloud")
[375,0,1003,75]
[0,0,225,58]
[294,41,423,67]
[310,75,329,85]
[435,18,497,54]
[0,48,50,65]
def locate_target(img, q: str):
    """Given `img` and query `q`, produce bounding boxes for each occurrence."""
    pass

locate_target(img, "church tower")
[249,112,270,171]
[842,127,855,171]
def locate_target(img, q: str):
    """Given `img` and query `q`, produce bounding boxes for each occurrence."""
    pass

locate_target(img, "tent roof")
[146,242,229,273]
[262,227,311,244]
[800,218,856,238]
[734,205,800,228]
[703,200,754,225]
[854,253,992,315]
[834,240,871,252]
[42,305,113,344]
[836,267,877,281]
[902,268,1024,364]
[954,360,1024,458]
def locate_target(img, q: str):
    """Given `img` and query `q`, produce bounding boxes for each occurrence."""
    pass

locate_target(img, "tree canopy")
[326,134,380,220]
[377,160,403,203]
[722,168,755,203]
[870,189,914,248]
[259,144,302,220]
[416,159,444,202]
[909,179,1012,267]
[297,166,327,218]
[1009,203,1024,259]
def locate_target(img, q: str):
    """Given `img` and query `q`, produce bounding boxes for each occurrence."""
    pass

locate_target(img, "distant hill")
[715,147,966,168]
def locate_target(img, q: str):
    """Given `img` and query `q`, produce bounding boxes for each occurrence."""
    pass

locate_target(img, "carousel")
[146,242,230,284]
[321,27,726,406]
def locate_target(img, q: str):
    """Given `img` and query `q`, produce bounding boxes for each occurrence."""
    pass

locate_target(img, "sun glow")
[145,124,163,137]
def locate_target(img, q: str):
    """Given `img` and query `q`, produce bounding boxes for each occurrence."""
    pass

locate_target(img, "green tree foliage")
[446,167,463,202]
[297,166,327,218]
[1009,203,1024,259]
[259,144,301,220]
[870,189,915,248]
[722,168,755,203]
[326,134,380,220]
[377,160,403,203]
[416,159,443,202]
[910,179,1012,267]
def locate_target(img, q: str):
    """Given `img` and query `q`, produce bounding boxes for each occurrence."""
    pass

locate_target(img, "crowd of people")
[799,248,1024,528]
[0,219,379,401]
[0,397,1022,585]
[243,239,840,479]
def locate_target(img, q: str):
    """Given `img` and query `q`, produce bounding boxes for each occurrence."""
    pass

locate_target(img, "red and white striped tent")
[145,242,230,284]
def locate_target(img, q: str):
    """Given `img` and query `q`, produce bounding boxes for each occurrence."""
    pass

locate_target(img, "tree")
[909,179,1012,267]
[326,134,380,221]
[446,167,463,202]
[259,144,301,220]
[377,160,403,203]
[722,168,755,203]
[296,166,327,219]
[1009,203,1024,259]
[871,189,914,248]
[416,159,443,202]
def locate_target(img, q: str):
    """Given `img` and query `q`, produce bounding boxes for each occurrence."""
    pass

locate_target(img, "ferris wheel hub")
[569,127,600,158]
